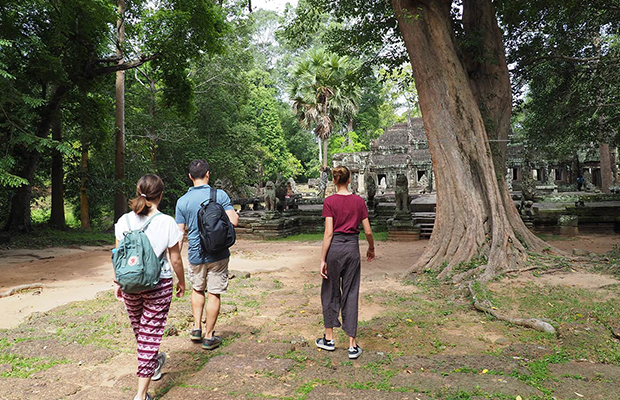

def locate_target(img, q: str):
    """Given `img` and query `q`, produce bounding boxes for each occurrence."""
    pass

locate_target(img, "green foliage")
[2,227,114,249]
[498,1,620,159]
[328,131,367,159]
[248,70,302,181]
[289,48,362,166]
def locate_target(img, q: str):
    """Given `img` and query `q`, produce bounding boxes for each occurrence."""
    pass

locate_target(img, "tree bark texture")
[391,0,547,281]
[50,109,66,228]
[4,85,69,232]
[114,0,127,222]
[80,141,91,230]
[599,142,613,193]
[322,137,328,169]
[461,0,511,175]
[610,147,618,187]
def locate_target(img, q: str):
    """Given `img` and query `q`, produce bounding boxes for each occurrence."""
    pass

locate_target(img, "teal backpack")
[112,213,164,293]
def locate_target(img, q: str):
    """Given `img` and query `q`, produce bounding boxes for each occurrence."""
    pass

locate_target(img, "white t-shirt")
[114,211,184,279]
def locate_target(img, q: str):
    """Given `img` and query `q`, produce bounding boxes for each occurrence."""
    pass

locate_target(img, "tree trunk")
[391,0,548,282]
[318,136,323,166]
[80,141,91,230]
[599,142,613,193]
[4,85,70,232]
[50,108,66,228]
[114,0,127,222]
[462,0,511,176]
[149,76,158,171]
[611,146,618,187]
[322,137,328,169]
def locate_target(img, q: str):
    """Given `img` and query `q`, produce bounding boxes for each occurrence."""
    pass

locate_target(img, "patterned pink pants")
[122,278,173,378]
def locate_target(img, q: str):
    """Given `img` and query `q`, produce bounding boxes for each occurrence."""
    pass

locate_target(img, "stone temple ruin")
[332,118,434,196]
[229,117,619,239]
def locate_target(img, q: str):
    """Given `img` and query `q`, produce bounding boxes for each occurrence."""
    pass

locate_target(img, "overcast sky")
[252,0,298,13]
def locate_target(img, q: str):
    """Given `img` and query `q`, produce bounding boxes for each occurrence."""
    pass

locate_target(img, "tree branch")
[90,54,161,77]
[526,55,601,66]
[96,56,123,63]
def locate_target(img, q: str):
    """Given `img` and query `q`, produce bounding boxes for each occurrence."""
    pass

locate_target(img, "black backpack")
[197,188,236,254]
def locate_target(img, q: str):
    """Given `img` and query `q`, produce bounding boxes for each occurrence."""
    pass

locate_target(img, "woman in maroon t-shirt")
[315,166,375,359]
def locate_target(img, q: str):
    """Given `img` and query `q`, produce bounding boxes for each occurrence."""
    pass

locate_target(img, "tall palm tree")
[290,49,360,175]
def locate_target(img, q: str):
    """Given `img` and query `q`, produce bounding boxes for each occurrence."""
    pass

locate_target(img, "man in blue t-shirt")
[176,159,239,350]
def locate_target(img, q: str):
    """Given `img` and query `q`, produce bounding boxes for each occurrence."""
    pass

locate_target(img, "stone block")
[558,215,578,226]
[557,215,578,236]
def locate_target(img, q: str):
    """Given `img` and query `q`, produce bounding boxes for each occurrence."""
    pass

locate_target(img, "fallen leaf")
[491,307,498,310]
[516,396,523,400]
[405,369,412,374]
[574,392,584,397]
[300,310,305,314]
[482,369,489,374]
[406,318,413,323]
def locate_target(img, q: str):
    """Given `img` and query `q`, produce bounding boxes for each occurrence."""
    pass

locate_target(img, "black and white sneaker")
[348,345,362,359]
[151,352,167,381]
[315,335,335,351]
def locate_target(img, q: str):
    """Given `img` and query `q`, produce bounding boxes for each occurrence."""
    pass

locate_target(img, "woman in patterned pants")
[114,174,185,400]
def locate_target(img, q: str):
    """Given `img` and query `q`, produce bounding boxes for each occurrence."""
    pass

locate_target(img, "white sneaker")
[151,352,167,381]
[348,345,362,359]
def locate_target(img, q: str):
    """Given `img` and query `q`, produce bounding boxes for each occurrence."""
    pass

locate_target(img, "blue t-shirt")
[175,184,234,265]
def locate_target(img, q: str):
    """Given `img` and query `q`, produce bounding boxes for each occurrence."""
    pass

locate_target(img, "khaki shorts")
[188,258,229,294]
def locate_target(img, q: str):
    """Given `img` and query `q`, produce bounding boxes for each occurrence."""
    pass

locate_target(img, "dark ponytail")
[129,174,164,216]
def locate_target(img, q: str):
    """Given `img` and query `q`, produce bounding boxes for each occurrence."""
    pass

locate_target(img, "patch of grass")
[4,226,114,249]
[511,351,568,395]
[295,380,323,399]
[271,233,324,242]
[453,256,487,274]
[270,231,388,242]
[0,353,68,378]
[273,279,284,290]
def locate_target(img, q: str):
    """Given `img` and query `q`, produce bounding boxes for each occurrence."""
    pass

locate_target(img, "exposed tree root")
[0,283,47,298]
[468,282,556,335]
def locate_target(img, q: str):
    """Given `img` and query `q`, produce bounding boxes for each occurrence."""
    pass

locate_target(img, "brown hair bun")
[332,166,350,186]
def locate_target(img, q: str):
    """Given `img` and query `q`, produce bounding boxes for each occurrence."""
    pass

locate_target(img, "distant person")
[175,159,239,350]
[316,166,375,359]
[577,175,584,191]
[114,174,185,400]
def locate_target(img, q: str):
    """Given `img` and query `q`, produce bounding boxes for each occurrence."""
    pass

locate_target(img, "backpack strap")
[200,188,218,208]
[140,212,162,232]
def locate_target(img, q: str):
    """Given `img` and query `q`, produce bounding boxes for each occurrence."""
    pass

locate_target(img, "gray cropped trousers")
[321,233,361,338]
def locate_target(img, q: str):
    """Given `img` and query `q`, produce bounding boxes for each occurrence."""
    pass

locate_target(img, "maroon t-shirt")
[322,194,369,234]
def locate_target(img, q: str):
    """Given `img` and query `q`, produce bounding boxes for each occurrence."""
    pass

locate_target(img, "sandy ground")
[0,233,616,330]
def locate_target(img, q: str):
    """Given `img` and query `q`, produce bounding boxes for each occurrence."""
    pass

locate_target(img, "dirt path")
[0,233,615,330]
[0,238,427,330]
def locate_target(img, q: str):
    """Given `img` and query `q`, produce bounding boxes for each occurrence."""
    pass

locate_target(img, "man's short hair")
[189,159,210,179]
